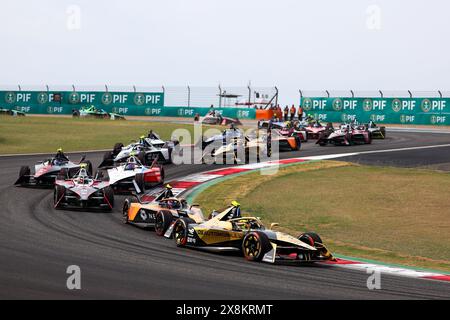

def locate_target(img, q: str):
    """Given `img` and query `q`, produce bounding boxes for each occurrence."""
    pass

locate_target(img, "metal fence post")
[187,86,191,107]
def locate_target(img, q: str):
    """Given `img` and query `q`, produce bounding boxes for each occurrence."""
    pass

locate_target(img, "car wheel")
[122,198,131,224]
[173,218,190,247]
[113,143,124,154]
[18,166,30,184]
[155,210,173,236]
[298,232,323,247]
[242,231,272,262]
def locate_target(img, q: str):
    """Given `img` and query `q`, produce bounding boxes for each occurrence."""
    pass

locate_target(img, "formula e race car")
[201,110,242,126]
[72,105,126,120]
[170,206,334,264]
[203,133,270,164]
[15,151,92,187]
[271,129,302,151]
[304,121,327,139]
[362,121,386,139]
[122,196,205,235]
[197,127,243,150]
[54,164,114,211]
[98,155,164,193]
[100,132,177,167]
[258,120,308,142]
[316,123,371,146]
[0,108,26,116]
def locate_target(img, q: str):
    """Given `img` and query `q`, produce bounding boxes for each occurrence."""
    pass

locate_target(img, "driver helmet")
[210,210,219,218]
[77,164,89,183]
[125,154,138,170]
[166,184,172,190]
[231,200,240,207]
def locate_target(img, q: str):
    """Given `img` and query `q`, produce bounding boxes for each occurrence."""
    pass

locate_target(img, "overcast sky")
[1,0,449,105]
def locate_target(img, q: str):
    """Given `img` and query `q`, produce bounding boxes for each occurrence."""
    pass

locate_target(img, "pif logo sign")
[400,114,415,123]
[102,93,112,105]
[332,98,343,111]
[237,110,250,118]
[69,92,80,104]
[145,108,161,116]
[5,92,16,104]
[392,99,402,112]
[302,98,313,111]
[363,99,373,112]
[421,99,432,112]
[430,115,446,124]
[134,93,145,106]
[37,92,49,104]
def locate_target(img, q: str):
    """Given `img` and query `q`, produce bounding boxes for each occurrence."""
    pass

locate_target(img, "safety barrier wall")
[300,97,450,125]
[0,90,255,119]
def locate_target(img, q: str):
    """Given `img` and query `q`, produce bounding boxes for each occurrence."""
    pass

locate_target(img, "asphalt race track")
[1,131,450,299]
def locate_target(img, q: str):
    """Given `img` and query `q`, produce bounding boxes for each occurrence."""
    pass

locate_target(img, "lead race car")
[100,131,177,167]
[201,110,242,126]
[99,154,164,193]
[72,105,125,120]
[0,108,26,116]
[15,149,93,187]
[170,204,335,264]
[54,164,114,211]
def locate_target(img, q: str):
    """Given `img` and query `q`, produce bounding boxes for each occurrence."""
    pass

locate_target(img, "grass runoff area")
[0,115,216,154]
[194,161,450,273]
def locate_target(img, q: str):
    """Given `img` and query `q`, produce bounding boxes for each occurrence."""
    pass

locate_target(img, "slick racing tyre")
[173,218,192,247]
[113,143,124,155]
[242,231,272,262]
[122,198,134,224]
[298,232,323,248]
[18,166,30,184]
[155,210,173,236]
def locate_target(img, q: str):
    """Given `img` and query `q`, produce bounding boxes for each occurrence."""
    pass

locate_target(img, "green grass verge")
[193,161,450,273]
[0,116,217,154]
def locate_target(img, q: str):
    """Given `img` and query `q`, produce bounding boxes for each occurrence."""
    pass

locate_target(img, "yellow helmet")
[80,163,87,168]
[166,184,172,189]
[231,200,240,207]
[140,135,146,139]
[57,148,63,152]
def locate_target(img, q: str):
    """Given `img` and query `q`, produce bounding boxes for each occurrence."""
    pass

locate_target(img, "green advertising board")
[1,90,164,116]
[0,90,255,119]
[300,97,450,125]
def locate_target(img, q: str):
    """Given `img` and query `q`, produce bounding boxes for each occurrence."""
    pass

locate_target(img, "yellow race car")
[169,206,335,263]
[122,196,206,236]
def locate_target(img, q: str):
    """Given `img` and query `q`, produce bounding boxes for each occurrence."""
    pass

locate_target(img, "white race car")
[99,155,165,193]
[100,132,178,167]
